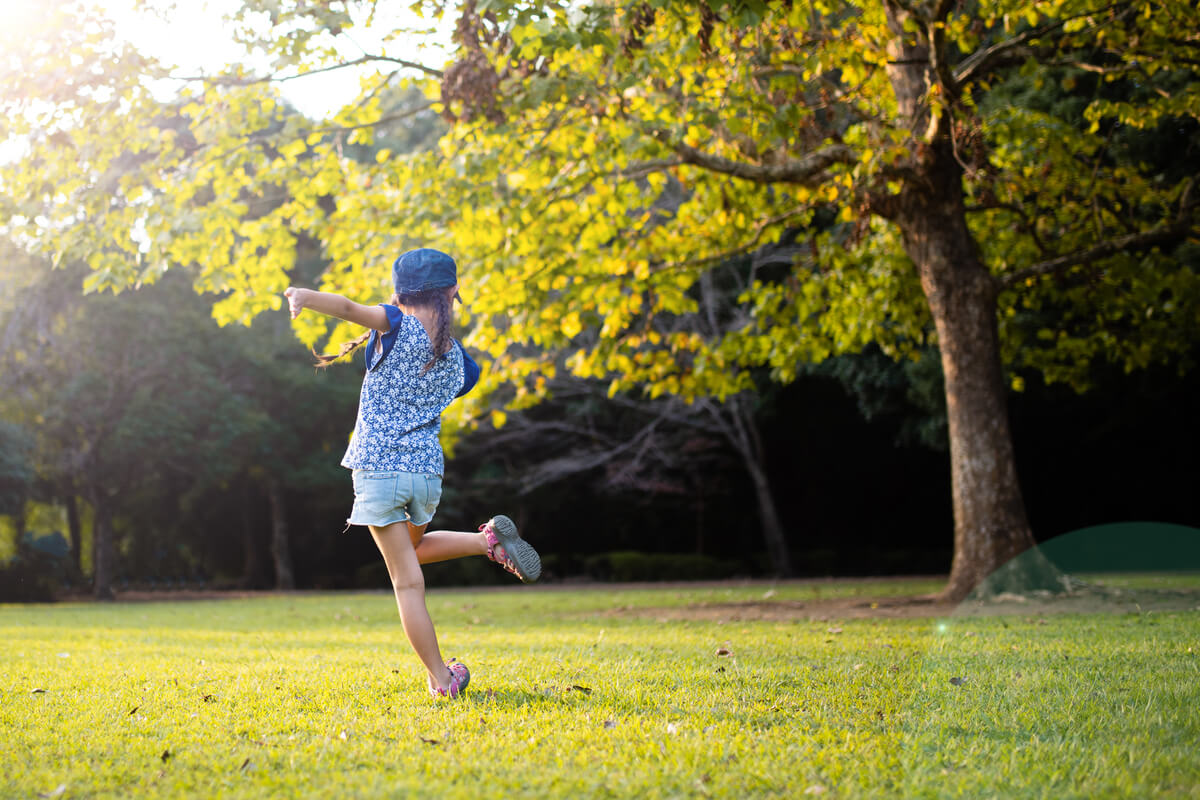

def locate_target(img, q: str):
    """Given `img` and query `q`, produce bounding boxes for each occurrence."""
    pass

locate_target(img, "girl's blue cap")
[393,248,462,302]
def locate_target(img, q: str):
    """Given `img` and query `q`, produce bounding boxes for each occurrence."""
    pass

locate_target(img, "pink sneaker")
[482,515,541,583]
[428,658,470,699]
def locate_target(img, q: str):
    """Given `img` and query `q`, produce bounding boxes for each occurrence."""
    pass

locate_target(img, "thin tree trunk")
[65,492,82,579]
[240,489,262,589]
[90,490,115,601]
[744,455,792,577]
[720,397,794,577]
[266,479,295,591]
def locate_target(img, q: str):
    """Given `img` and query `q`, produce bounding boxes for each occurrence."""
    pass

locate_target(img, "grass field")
[2,576,1198,798]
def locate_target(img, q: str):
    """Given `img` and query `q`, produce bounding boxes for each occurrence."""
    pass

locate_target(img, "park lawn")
[1,578,1198,799]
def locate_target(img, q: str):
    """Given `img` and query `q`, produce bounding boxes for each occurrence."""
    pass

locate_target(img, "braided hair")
[314,288,454,372]
[400,286,454,373]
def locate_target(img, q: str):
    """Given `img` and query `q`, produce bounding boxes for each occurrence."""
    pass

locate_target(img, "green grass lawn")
[2,577,1198,798]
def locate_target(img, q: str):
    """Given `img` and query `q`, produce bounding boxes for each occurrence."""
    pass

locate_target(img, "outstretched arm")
[285,288,391,332]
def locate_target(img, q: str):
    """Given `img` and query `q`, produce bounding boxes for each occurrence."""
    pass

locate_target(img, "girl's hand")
[284,287,308,319]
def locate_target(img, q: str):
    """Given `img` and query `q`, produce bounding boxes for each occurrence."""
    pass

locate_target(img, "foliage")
[803,345,949,450]
[0,247,360,589]
[0,420,33,517]
[0,549,63,602]
[1,581,1198,797]
[1,1,1194,419]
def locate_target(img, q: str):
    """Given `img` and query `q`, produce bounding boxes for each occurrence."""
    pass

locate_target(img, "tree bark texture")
[881,3,1058,600]
[266,479,296,591]
[90,490,115,601]
[893,155,1046,600]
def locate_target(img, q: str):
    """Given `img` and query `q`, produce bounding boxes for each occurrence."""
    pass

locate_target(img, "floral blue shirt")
[341,305,479,475]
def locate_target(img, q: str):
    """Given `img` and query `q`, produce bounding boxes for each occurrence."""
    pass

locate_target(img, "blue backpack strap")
[456,342,481,398]
[366,304,407,370]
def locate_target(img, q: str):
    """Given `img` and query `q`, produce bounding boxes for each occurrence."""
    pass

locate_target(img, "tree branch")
[173,54,443,86]
[954,3,1132,88]
[671,142,855,185]
[308,101,435,135]
[1000,181,1197,288]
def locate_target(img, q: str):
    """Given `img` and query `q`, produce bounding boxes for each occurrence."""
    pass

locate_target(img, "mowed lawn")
[2,578,1198,798]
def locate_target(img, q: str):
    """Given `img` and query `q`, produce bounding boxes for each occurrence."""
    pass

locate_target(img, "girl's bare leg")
[412,527,490,564]
[369,521,454,691]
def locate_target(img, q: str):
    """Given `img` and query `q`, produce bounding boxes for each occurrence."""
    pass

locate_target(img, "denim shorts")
[347,470,443,529]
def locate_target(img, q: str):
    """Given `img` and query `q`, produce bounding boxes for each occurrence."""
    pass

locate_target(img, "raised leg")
[412,527,490,564]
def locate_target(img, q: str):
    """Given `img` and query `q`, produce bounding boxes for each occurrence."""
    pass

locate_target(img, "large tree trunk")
[895,146,1059,601]
[882,2,1057,601]
[266,479,295,590]
[90,490,115,601]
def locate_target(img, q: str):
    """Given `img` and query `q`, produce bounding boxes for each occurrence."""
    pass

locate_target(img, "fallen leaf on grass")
[603,720,617,730]
[567,685,592,695]
[201,694,215,703]
[30,688,46,694]
[239,758,251,772]
[827,627,843,635]
[715,647,732,657]
[160,749,170,763]
[949,676,966,686]
[128,706,139,716]
[38,785,66,799]
[666,722,679,735]
[419,736,440,746]
[804,785,827,795]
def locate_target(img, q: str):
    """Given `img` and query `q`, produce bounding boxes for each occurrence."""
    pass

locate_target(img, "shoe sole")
[491,514,541,583]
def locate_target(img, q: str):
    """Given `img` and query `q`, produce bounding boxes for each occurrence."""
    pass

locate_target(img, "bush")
[0,550,63,602]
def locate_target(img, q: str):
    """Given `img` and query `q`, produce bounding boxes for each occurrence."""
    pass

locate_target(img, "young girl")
[284,247,541,699]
